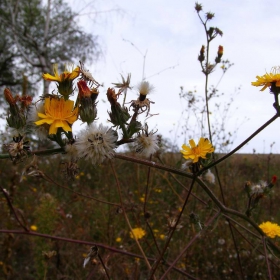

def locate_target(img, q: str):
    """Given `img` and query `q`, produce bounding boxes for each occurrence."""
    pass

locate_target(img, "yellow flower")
[259,221,280,238]
[30,225,38,231]
[43,64,80,83]
[130,227,146,240]
[116,237,122,242]
[35,97,78,135]
[159,234,165,240]
[180,138,214,163]
[43,64,80,98]
[252,67,280,91]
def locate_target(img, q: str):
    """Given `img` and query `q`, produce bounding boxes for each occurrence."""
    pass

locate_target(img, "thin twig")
[148,177,196,280]
[0,185,29,231]
[263,236,272,280]
[159,211,220,279]
[109,160,154,275]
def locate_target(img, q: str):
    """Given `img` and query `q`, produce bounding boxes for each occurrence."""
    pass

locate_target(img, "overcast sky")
[69,0,280,153]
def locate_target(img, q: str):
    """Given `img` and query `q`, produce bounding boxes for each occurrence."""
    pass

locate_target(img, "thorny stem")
[109,161,154,276]
[148,177,196,280]
[159,211,220,279]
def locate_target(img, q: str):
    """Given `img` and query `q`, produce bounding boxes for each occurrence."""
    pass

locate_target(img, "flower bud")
[194,3,203,12]
[4,88,16,105]
[107,88,130,126]
[4,88,26,129]
[77,80,98,124]
[206,12,215,20]
[215,45,223,63]
[198,45,205,62]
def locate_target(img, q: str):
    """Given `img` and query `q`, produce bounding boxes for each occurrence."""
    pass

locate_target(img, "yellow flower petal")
[259,221,280,238]
[180,138,214,163]
[35,97,78,135]
[252,67,280,91]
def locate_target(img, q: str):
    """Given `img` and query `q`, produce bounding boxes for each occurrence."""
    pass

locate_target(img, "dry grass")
[0,152,280,279]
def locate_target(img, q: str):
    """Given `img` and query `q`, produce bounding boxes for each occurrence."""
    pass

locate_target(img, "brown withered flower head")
[5,134,30,163]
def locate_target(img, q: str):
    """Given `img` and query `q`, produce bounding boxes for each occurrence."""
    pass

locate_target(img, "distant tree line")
[0,0,100,98]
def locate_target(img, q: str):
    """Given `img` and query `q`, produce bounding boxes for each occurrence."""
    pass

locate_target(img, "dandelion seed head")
[74,123,118,164]
[250,180,267,194]
[137,81,154,96]
[135,132,159,157]
[203,169,215,184]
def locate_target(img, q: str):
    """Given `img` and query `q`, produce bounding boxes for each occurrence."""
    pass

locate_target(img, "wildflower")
[30,225,38,231]
[4,88,27,130]
[195,3,203,12]
[130,227,146,240]
[159,234,165,240]
[107,88,130,126]
[203,169,215,183]
[74,123,118,164]
[79,61,100,87]
[135,131,159,157]
[206,12,215,20]
[259,221,280,238]
[203,169,215,184]
[5,134,30,163]
[34,97,78,135]
[138,81,154,97]
[252,66,280,92]
[215,45,223,63]
[77,80,98,124]
[198,45,205,62]
[250,181,266,194]
[130,81,155,116]
[116,237,122,242]
[181,138,214,163]
[112,73,132,95]
[43,64,80,98]
[61,160,79,180]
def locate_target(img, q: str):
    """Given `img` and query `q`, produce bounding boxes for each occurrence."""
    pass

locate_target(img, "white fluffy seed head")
[203,169,215,184]
[135,133,159,157]
[250,180,267,194]
[74,123,118,164]
[137,81,154,96]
